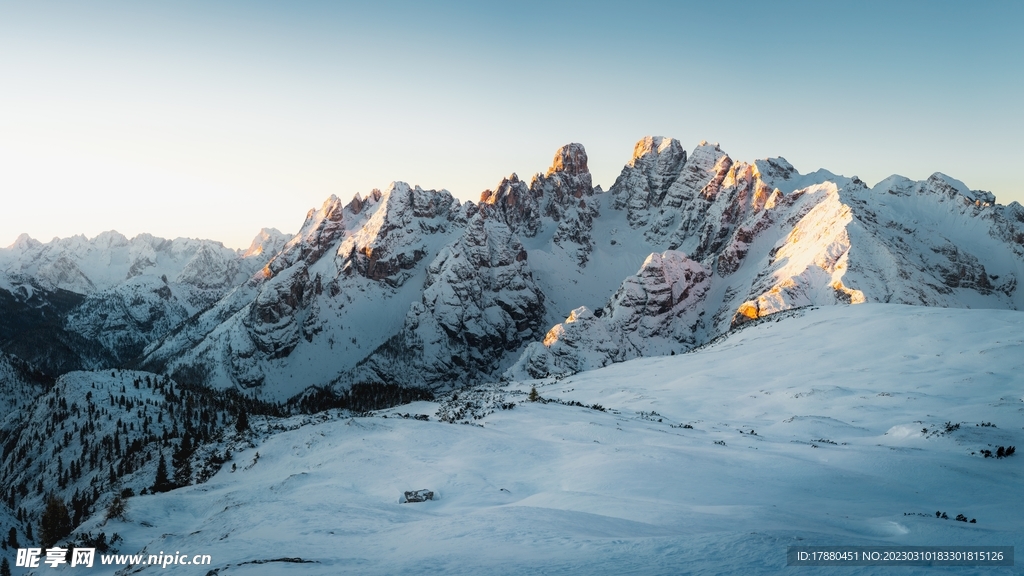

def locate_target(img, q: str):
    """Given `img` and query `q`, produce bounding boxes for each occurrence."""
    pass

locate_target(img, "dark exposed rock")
[402,489,434,503]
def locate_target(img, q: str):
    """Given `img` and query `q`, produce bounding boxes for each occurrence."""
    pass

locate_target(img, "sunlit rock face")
[610,136,688,226]
[7,137,1022,397]
[480,174,540,237]
[527,143,599,265]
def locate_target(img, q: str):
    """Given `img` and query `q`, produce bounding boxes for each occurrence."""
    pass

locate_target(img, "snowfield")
[59,304,1023,575]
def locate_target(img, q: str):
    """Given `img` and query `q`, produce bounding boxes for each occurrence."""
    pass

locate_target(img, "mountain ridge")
[1,137,1021,398]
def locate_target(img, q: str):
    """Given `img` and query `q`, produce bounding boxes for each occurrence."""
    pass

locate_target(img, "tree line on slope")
[0,367,435,553]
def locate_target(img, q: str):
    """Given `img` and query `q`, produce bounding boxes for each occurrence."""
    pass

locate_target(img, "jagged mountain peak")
[92,230,130,248]
[295,194,346,241]
[479,173,539,235]
[334,182,460,284]
[345,188,384,215]
[610,136,689,222]
[243,227,290,259]
[546,142,589,177]
[924,172,996,205]
[264,194,349,276]
[8,232,41,250]
[530,144,595,221]
[480,173,526,204]
[629,136,686,164]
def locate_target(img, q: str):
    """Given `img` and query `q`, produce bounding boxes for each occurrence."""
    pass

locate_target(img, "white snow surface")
[58,304,1024,575]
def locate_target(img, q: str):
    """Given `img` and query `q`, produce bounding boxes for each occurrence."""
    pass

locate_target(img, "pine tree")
[152,454,173,493]
[529,387,540,402]
[172,433,193,487]
[40,494,72,549]
[1,556,12,576]
[6,527,15,548]
[235,409,249,434]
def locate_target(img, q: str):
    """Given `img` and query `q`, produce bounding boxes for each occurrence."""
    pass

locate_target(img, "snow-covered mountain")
[509,138,1024,379]
[3,136,1023,398]
[0,229,288,372]
[135,138,1024,397]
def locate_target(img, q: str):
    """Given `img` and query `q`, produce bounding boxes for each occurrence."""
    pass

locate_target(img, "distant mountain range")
[3,137,1022,399]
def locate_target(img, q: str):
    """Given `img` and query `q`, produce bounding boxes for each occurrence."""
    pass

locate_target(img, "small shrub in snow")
[69,531,121,554]
[105,495,127,521]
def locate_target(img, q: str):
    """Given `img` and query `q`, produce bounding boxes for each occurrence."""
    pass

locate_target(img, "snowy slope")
[51,304,1024,575]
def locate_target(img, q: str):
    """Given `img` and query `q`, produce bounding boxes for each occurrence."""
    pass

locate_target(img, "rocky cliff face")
[350,211,545,387]
[511,251,709,378]
[480,143,599,262]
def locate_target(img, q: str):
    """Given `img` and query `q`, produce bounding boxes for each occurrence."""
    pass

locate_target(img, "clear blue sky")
[2,1,1021,248]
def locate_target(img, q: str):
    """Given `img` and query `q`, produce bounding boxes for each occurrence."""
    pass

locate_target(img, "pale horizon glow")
[2,1,1022,249]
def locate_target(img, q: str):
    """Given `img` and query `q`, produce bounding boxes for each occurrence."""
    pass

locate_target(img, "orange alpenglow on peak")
[546,143,589,176]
